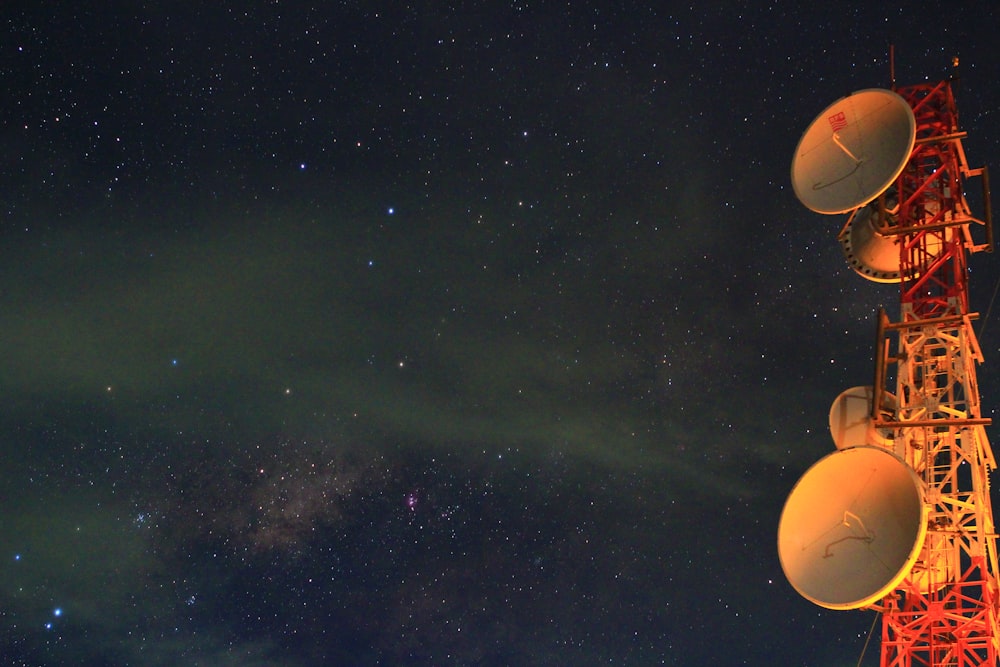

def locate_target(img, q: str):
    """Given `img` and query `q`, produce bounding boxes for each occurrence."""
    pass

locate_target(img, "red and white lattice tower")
[874,78,999,667]
[778,69,999,667]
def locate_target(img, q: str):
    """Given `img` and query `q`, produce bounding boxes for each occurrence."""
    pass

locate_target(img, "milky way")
[2,3,1000,665]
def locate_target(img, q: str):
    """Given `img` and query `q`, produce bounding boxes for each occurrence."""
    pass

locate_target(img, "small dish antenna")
[778,446,926,610]
[839,201,945,283]
[828,385,896,449]
[791,89,915,214]
[839,205,903,283]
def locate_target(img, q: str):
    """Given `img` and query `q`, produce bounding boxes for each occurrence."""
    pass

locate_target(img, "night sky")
[2,3,1000,666]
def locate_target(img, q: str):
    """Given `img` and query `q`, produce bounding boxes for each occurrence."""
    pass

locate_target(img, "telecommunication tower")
[777,65,1000,666]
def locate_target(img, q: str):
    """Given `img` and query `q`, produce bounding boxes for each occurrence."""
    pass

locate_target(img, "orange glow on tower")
[779,71,999,666]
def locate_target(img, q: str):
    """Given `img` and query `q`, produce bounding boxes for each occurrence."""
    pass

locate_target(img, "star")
[2,5,996,666]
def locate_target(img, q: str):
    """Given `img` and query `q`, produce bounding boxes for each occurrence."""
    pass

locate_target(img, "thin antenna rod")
[856,611,880,667]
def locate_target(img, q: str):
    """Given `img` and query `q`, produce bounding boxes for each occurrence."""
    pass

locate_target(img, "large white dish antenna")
[792,89,915,214]
[829,385,896,449]
[778,446,926,610]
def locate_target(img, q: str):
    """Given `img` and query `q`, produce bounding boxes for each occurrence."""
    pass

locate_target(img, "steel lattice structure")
[869,79,1000,667]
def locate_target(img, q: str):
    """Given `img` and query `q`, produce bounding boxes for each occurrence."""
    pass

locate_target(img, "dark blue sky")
[2,3,999,665]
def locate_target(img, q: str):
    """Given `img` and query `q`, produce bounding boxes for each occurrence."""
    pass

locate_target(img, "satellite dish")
[778,446,927,610]
[839,201,946,283]
[829,385,896,449]
[791,89,915,214]
[839,205,903,283]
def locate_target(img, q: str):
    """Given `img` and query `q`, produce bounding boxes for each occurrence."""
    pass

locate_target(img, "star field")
[2,2,1000,666]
